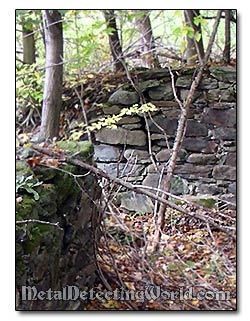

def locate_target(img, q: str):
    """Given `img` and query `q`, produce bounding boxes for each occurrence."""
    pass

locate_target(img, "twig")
[31,144,235,237]
[16,219,63,231]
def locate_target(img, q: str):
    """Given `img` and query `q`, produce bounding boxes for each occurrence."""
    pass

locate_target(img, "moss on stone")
[16,160,33,180]
[196,198,217,208]
[57,141,94,160]
[16,195,38,220]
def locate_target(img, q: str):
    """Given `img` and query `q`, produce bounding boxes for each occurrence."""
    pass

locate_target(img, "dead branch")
[154,10,223,251]
[16,219,63,231]
[31,143,235,238]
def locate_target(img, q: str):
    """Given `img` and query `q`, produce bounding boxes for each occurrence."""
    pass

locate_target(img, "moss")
[196,198,217,209]
[16,160,33,180]
[52,168,79,205]
[57,141,94,160]
[16,195,38,220]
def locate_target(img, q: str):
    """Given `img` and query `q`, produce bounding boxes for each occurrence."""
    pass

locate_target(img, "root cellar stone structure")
[92,66,236,212]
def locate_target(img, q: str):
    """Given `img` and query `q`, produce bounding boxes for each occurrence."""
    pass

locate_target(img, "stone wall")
[16,142,100,310]
[93,66,236,211]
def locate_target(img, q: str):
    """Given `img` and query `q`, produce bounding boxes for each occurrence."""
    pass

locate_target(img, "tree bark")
[184,10,205,65]
[133,10,160,68]
[103,10,125,72]
[39,10,63,141]
[153,10,222,251]
[223,10,231,63]
[22,25,36,64]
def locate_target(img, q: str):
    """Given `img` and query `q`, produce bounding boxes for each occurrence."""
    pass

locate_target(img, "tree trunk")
[153,10,222,251]
[39,10,63,141]
[22,25,36,64]
[223,10,231,63]
[103,10,125,72]
[184,10,205,65]
[133,10,160,68]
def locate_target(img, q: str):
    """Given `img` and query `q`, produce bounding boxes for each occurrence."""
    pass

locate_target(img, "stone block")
[96,127,146,146]
[224,152,236,167]
[207,88,236,102]
[124,149,151,163]
[210,127,236,140]
[212,165,236,181]
[120,191,154,213]
[94,144,121,162]
[96,162,145,177]
[187,153,217,165]
[186,120,208,137]
[148,84,174,100]
[108,88,139,105]
[182,138,217,153]
[209,66,236,83]
[174,164,213,178]
[196,183,223,195]
[201,108,236,127]
[148,115,178,135]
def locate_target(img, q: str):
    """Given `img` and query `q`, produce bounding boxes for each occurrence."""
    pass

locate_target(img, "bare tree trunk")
[39,10,63,141]
[22,25,36,64]
[103,10,125,72]
[133,10,160,68]
[153,10,222,251]
[223,10,231,63]
[184,10,205,65]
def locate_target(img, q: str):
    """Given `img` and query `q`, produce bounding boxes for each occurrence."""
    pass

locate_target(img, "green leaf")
[194,32,201,42]
[186,260,195,268]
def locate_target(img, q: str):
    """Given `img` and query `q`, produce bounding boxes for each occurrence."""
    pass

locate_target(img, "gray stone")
[155,149,171,162]
[120,191,154,213]
[183,138,218,153]
[201,108,236,127]
[227,183,236,194]
[207,88,236,102]
[186,120,208,137]
[196,183,223,195]
[148,84,174,100]
[199,78,218,89]
[224,152,236,167]
[209,66,236,83]
[121,123,142,129]
[95,127,146,146]
[176,75,218,89]
[175,75,192,88]
[187,153,217,165]
[118,116,141,124]
[174,164,213,178]
[103,104,122,115]
[135,68,171,80]
[94,144,121,162]
[210,127,236,140]
[208,102,236,110]
[161,107,180,119]
[124,149,151,163]
[151,133,166,140]
[148,115,178,135]
[138,80,160,92]
[108,88,139,105]
[142,174,189,195]
[96,162,144,177]
[212,165,236,181]
[180,89,202,101]
[219,194,236,206]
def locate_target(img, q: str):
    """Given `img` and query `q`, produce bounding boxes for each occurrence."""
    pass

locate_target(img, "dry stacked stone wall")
[93,66,236,212]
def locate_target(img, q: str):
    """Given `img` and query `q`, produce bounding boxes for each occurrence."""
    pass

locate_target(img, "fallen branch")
[31,144,235,238]
[154,10,223,251]
[16,219,63,231]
